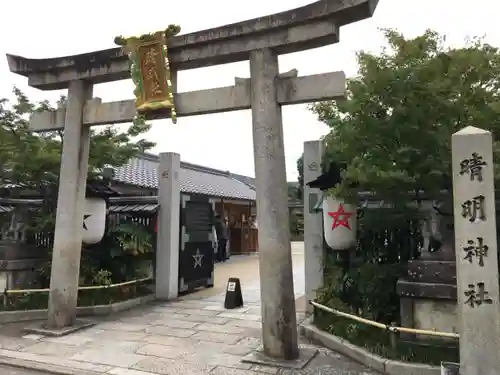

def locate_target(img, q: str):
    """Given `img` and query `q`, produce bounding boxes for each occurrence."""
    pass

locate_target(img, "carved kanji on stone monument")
[452,126,500,375]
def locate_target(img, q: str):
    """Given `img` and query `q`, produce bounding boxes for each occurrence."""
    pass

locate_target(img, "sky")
[0,0,499,181]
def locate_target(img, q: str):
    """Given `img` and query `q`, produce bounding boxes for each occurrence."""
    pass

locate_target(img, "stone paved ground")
[0,364,51,375]
[0,243,377,375]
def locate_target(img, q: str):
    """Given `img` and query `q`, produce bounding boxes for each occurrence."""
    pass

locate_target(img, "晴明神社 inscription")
[459,152,487,181]
[463,236,488,267]
[460,156,491,305]
[461,195,486,222]
[464,282,493,308]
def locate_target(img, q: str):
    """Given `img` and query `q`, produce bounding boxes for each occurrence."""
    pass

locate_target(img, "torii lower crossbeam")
[28,71,345,131]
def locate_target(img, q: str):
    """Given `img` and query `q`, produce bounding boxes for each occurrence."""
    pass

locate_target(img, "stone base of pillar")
[241,345,318,369]
[24,319,95,337]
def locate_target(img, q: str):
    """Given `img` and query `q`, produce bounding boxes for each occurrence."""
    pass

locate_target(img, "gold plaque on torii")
[114,25,180,123]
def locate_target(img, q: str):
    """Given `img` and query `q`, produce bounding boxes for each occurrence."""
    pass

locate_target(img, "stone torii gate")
[6,0,378,362]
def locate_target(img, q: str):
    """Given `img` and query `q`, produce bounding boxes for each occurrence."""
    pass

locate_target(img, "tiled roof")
[230,173,256,189]
[113,154,256,201]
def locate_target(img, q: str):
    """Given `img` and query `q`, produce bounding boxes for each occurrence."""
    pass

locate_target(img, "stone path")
[0,243,377,375]
[0,364,51,375]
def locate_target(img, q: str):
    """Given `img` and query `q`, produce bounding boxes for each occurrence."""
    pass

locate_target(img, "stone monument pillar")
[303,140,324,314]
[452,126,500,375]
[155,152,181,300]
[250,48,299,360]
[48,80,93,329]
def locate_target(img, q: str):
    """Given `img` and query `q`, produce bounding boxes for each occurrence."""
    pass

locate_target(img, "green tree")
[296,154,304,200]
[310,29,500,321]
[311,29,500,204]
[0,87,156,285]
[0,87,154,192]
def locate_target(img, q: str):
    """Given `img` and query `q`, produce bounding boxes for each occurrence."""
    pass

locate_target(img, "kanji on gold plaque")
[138,42,169,105]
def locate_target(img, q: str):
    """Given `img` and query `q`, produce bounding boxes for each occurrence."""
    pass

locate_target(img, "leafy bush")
[317,206,420,323]
[37,216,154,289]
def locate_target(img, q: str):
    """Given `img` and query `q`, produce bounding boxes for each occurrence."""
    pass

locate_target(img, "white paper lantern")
[82,198,106,245]
[323,196,357,250]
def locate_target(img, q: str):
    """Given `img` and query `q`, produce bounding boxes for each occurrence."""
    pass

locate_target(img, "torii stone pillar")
[250,49,298,358]
[48,80,93,328]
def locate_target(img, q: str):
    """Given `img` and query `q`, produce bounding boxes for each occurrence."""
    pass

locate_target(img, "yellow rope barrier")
[6,288,50,294]
[5,277,152,294]
[310,300,459,339]
[78,277,152,291]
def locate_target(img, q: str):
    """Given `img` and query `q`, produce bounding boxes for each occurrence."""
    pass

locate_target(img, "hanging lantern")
[323,195,357,250]
[82,198,107,245]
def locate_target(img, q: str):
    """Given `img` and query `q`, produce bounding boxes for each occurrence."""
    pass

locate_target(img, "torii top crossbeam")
[6,0,378,90]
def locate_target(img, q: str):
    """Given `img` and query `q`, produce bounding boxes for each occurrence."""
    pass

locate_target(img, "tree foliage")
[311,29,500,203]
[296,154,304,200]
[0,87,157,287]
[0,87,155,193]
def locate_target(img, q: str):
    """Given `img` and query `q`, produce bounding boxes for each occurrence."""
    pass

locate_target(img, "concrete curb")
[300,317,440,375]
[0,355,101,375]
[0,294,155,324]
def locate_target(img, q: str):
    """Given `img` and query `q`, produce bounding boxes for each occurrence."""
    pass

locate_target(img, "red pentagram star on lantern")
[328,204,354,231]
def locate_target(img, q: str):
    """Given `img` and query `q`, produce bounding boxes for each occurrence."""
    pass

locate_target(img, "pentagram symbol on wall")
[193,249,204,268]
[83,214,92,230]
